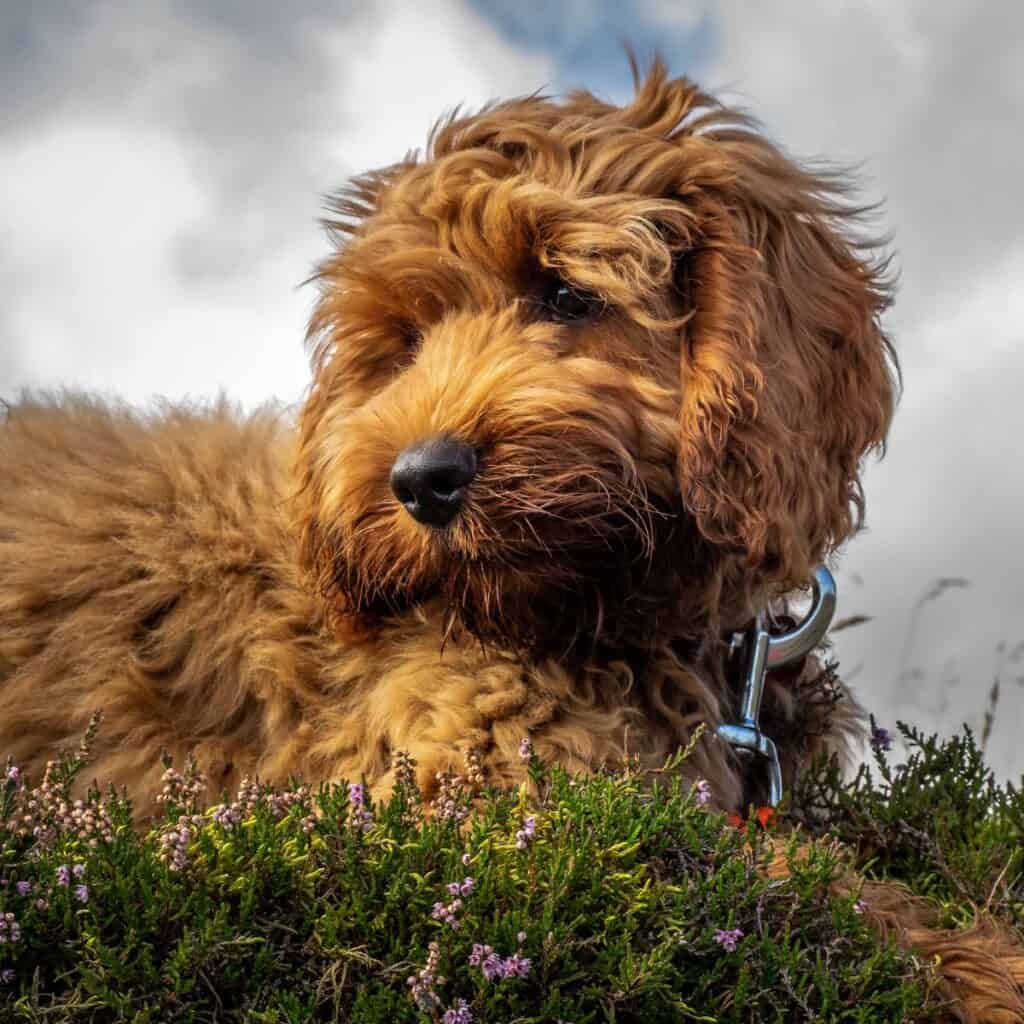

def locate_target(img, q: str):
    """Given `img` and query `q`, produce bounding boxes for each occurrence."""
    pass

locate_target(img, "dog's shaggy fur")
[1,62,1022,1019]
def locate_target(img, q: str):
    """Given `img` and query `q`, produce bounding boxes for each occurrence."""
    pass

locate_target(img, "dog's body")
[1,64,896,819]
[0,394,845,820]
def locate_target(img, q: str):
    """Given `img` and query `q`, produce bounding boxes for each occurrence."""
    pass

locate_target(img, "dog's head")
[296,62,898,658]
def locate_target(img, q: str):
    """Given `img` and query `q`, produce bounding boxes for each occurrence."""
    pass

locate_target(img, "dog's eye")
[539,279,603,324]
[399,322,421,348]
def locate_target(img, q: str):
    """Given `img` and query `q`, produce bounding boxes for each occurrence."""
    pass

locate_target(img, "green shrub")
[1,716,1019,1022]
[795,719,1024,933]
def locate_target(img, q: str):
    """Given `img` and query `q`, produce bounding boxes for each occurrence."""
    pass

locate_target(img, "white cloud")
[0,0,553,411]
[0,117,313,408]
[326,0,553,175]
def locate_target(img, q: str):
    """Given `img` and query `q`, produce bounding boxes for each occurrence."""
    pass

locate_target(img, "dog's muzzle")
[390,437,478,527]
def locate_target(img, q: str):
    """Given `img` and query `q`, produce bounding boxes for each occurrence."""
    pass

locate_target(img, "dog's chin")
[340,520,698,662]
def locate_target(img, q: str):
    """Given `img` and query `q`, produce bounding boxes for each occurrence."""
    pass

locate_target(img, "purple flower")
[694,779,712,806]
[407,941,444,1014]
[461,852,471,866]
[345,783,373,832]
[5,765,19,784]
[871,725,893,753]
[854,899,867,915]
[15,881,31,896]
[72,864,86,879]
[158,815,203,872]
[0,912,20,944]
[713,927,744,952]
[515,816,537,850]
[0,968,14,984]
[442,999,473,1024]
[468,943,493,967]
[518,737,533,759]
[213,803,240,830]
[481,952,506,980]
[74,884,89,904]
[517,930,527,944]
[56,865,71,887]
[431,897,463,929]
[502,952,532,978]
[469,941,530,983]
[446,875,475,897]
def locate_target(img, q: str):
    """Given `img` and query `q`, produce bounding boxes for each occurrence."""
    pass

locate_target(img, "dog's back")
[0,395,300,816]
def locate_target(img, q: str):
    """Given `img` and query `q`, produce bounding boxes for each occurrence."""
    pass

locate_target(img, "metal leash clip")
[716,565,837,807]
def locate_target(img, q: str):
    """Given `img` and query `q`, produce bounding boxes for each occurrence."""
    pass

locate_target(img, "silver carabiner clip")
[716,565,837,807]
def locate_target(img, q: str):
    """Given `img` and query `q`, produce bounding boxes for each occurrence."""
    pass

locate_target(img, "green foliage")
[1,719,1019,1022]
[795,719,1024,932]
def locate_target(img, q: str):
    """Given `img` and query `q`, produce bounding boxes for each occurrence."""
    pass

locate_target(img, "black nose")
[390,438,478,527]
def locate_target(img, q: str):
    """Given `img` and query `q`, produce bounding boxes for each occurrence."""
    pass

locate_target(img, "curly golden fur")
[1,61,1021,1019]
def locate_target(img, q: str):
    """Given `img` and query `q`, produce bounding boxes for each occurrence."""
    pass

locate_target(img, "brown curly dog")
[1,61,1021,1019]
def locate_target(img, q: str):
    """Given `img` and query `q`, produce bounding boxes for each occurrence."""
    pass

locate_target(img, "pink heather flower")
[694,779,712,806]
[468,943,493,967]
[481,952,506,981]
[442,876,475,900]
[156,760,207,813]
[431,897,463,929]
[56,865,71,887]
[0,912,20,944]
[158,813,203,872]
[5,765,18,784]
[72,864,86,878]
[74,884,89,904]
[263,785,311,822]
[432,770,470,822]
[854,900,867,915]
[443,999,473,1024]
[407,941,444,1014]
[34,897,50,912]
[1,968,14,984]
[212,803,241,830]
[518,737,533,759]
[15,881,31,896]
[346,783,374,832]
[517,931,527,944]
[515,815,537,850]
[461,852,471,866]
[349,805,374,831]
[470,940,531,981]
[502,952,532,978]
[713,928,744,953]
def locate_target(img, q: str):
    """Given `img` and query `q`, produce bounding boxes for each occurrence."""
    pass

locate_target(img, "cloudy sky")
[2,1,1022,779]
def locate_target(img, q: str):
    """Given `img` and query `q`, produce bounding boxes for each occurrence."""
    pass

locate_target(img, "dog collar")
[717,565,837,807]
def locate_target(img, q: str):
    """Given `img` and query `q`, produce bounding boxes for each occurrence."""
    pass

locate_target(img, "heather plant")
[1,713,1019,1022]
[794,717,1024,932]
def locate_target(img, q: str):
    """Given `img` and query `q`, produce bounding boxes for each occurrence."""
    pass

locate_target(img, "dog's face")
[296,64,897,657]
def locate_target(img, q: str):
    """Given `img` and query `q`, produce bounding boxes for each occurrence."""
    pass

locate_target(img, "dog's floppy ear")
[672,129,899,588]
